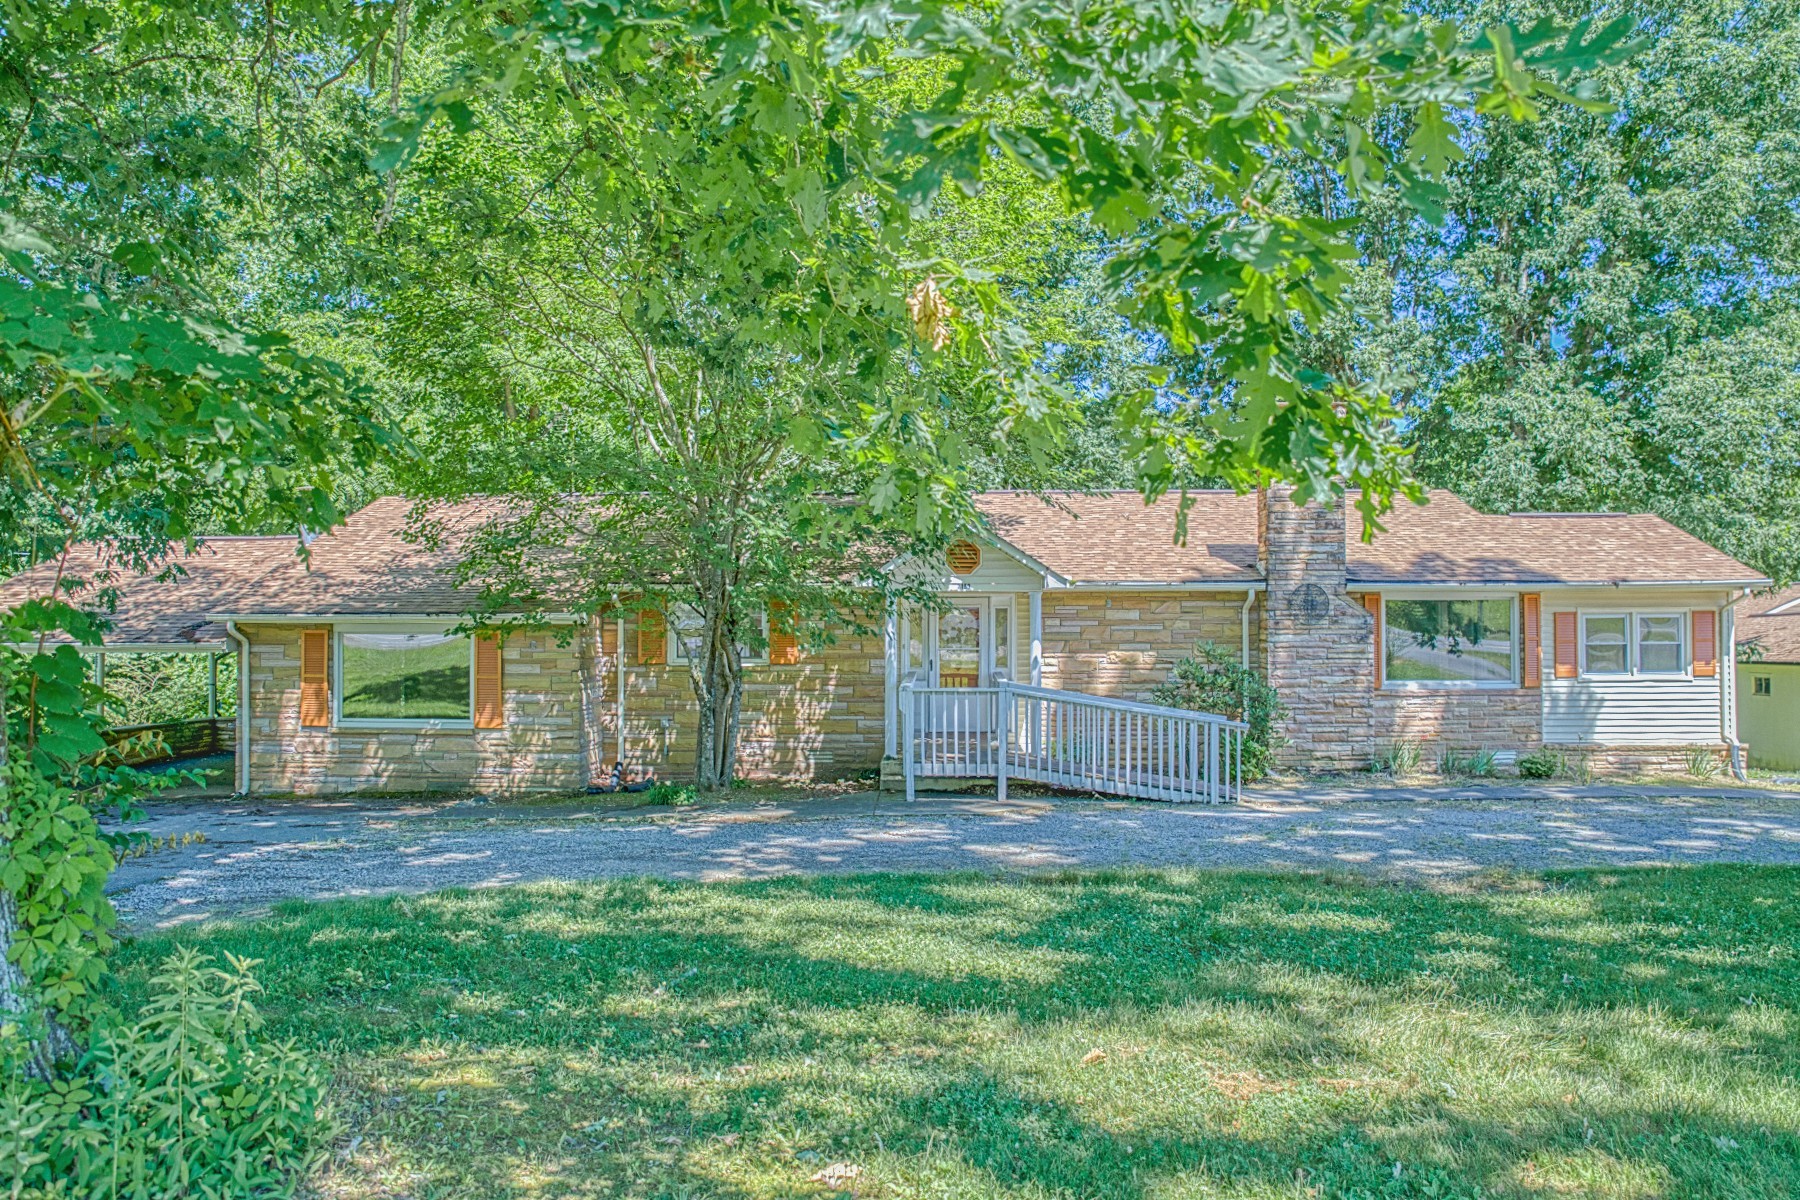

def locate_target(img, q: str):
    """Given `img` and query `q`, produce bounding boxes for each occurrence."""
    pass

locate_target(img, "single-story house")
[1736,585,1800,771]
[0,486,1769,795]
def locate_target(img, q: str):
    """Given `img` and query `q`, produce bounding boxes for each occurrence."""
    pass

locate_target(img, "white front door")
[931,596,1012,688]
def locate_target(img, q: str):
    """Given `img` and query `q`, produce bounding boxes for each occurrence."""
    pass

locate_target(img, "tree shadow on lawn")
[108,866,1800,1198]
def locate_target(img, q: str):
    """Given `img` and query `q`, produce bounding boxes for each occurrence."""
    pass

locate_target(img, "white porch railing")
[899,673,1247,803]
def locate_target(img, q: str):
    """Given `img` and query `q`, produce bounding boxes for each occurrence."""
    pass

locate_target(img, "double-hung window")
[669,605,770,666]
[1383,597,1517,687]
[1580,612,1687,677]
[336,631,473,725]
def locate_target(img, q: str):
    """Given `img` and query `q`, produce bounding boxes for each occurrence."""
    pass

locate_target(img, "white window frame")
[1633,611,1688,677]
[333,625,476,729]
[1579,612,1633,678]
[668,605,770,667]
[1379,593,1519,691]
[1577,609,1692,680]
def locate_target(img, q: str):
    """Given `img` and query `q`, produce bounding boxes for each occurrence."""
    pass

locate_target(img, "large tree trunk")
[0,679,79,1080]
[686,584,746,792]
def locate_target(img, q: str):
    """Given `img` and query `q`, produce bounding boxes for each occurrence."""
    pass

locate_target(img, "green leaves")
[350,0,1643,528]
[1407,102,1465,177]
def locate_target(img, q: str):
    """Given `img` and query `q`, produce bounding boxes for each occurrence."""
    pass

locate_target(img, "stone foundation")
[1545,743,1733,777]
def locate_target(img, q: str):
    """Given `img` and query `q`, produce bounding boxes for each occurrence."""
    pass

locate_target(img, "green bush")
[0,949,326,1199]
[1148,642,1285,779]
[1516,749,1563,780]
[643,781,697,806]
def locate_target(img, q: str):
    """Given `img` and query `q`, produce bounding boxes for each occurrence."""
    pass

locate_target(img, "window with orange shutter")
[473,633,504,728]
[768,601,799,666]
[1691,610,1718,677]
[1552,612,1579,679]
[637,609,667,665]
[299,629,330,727]
[1520,594,1542,688]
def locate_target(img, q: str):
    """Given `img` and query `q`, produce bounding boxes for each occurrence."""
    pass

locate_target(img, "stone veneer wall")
[1370,689,1544,753]
[1258,486,1378,770]
[1037,591,1259,702]
[592,612,889,783]
[244,624,589,795]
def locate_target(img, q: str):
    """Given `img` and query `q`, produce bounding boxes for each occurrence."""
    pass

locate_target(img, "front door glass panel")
[938,603,984,688]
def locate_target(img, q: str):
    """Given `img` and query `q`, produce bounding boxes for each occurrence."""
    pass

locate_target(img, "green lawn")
[111,868,1800,1199]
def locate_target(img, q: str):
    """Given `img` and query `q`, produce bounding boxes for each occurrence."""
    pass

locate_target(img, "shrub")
[0,949,326,1199]
[1371,740,1423,777]
[643,781,697,806]
[1516,749,1564,780]
[1148,642,1285,779]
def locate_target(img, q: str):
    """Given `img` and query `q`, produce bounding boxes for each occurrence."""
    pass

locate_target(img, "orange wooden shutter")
[1521,594,1542,689]
[1361,593,1382,688]
[1552,611,1579,679]
[768,601,799,666]
[1692,610,1718,677]
[473,633,504,728]
[637,609,666,665]
[299,629,330,727]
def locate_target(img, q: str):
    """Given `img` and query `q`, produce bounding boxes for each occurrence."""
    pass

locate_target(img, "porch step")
[880,756,993,795]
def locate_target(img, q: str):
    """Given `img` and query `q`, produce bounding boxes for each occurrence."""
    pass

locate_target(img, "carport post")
[208,651,219,719]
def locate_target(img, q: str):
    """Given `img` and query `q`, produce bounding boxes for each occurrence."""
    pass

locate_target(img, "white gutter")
[0,641,228,654]
[1721,589,1750,781]
[224,620,251,796]
[1046,580,1264,592]
[205,611,583,624]
[615,616,626,768]
[1344,579,1772,591]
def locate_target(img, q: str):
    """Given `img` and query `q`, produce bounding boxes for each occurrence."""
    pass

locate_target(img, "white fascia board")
[3,642,228,653]
[1347,579,1770,591]
[205,611,584,624]
[1047,581,1265,592]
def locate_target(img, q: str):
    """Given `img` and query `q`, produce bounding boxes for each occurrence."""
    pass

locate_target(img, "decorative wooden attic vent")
[946,540,982,575]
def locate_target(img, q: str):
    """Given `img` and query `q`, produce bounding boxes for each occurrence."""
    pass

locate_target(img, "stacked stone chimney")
[1257,484,1376,769]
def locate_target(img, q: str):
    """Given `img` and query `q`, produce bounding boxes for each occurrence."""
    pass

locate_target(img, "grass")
[110,867,1800,1199]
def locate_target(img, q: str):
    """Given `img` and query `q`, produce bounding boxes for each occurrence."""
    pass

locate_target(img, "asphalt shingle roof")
[1,491,1768,646]
[974,490,1767,588]
[0,537,301,647]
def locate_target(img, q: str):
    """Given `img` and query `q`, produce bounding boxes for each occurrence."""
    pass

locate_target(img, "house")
[1736,585,1800,771]
[0,486,1769,795]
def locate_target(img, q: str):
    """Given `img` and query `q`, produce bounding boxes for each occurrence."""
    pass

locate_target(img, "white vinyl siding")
[945,548,1043,591]
[1538,587,1731,746]
[1543,675,1723,744]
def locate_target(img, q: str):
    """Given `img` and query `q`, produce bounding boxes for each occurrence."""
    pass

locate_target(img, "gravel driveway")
[106,784,1800,927]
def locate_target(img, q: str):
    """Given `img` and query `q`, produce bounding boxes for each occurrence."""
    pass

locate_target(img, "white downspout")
[883,602,900,757]
[224,621,251,796]
[1239,589,1257,669]
[1028,591,1043,686]
[615,616,626,768]
[1721,590,1749,781]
